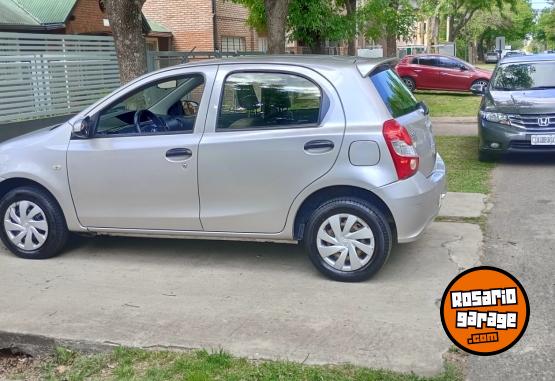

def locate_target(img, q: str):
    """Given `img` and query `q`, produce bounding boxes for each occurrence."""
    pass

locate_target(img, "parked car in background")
[396,54,492,92]
[502,50,525,58]
[0,56,446,282]
[485,51,499,64]
[472,54,555,161]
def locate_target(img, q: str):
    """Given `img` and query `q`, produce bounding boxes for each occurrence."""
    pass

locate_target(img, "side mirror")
[72,116,93,139]
[418,101,429,115]
[470,83,485,95]
[459,65,468,71]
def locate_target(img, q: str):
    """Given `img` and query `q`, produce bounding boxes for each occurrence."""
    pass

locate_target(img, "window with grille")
[221,36,246,52]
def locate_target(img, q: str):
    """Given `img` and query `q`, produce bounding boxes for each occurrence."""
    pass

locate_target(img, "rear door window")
[418,57,439,67]
[370,68,419,118]
[217,72,322,130]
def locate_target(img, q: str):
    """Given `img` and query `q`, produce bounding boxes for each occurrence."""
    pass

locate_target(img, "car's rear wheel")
[303,198,392,282]
[0,187,68,259]
[401,77,416,92]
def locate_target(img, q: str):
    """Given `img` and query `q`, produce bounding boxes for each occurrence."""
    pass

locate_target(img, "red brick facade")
[65,0,112,35]
[143,0,264,52]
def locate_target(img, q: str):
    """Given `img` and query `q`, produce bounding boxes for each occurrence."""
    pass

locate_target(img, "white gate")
[0,32,121,123]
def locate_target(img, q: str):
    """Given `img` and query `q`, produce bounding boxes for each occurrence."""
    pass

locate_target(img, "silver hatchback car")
[0,56,445,282]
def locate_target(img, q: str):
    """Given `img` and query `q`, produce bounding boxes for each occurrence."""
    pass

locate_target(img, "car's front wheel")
[303,198,392,282]
[0,186,68,259]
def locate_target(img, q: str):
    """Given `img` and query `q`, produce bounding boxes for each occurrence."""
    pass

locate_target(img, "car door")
[67,67,217,230]
[198,65,345,233]
[414,56,441,89]
[438,57,474,90]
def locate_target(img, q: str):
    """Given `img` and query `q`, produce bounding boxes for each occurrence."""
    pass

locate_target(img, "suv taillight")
[382,119,419,180]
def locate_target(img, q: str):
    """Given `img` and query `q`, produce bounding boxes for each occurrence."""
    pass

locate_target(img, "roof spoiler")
[356,58,398,77]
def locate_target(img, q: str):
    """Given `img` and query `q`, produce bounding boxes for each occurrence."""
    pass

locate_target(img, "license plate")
[531,135,555,145]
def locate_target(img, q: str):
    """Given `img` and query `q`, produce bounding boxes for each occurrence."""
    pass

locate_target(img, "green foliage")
[358,0,417,42]
[461,0,534,50]
[232,0,416,50]
[288,0,353,49]
[535,6,555,50]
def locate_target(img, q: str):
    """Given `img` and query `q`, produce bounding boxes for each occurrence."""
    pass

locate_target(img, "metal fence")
[0,32,120,123]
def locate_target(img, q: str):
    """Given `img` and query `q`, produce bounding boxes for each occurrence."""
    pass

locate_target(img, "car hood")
[487,89,555,114]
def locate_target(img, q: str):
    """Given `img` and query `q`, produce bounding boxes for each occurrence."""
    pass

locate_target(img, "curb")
[0,331,116,358]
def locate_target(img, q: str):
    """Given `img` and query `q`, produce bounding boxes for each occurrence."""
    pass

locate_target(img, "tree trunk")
[345,0,357,56]
[384,0,398,57]
[384,32,397,58]
[105,0,147,84]
[265,0,290,54]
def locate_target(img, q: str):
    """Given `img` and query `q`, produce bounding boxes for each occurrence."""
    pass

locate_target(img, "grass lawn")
[6,347,463,381]
[414,91,482,117]
[436,136,494,194]
[474,63,496,71]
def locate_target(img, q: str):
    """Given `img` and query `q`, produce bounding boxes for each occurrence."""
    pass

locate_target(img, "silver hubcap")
[317,214,375,272]
[4,201,49,251]
[475,80,488,87]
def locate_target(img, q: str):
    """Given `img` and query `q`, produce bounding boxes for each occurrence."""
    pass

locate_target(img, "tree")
[446,0,516,42]
[265,0,291,53]
[459,0,533,59]
[359,0,416,57]
[535,6,555,50]
[288,0,352,53]
[105,0,147,84]
[233,0,290,53]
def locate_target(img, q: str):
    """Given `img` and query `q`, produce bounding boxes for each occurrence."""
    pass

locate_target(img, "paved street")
[0,222,481,376]
[468,155,555,381]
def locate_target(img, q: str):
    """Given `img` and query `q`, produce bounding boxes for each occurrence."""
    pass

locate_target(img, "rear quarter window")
[370,68,419,118]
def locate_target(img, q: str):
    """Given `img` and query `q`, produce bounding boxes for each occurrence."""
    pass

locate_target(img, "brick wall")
[143,0,261,52]
[215,0,254,51]
[143,0,214,51]
[66,0,112,35]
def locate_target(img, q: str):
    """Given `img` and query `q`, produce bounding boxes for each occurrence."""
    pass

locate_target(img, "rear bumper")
[375,154,447,243]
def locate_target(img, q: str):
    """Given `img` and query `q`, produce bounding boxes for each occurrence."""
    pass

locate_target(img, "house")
[142,0,267,53]
[0,0,173,51]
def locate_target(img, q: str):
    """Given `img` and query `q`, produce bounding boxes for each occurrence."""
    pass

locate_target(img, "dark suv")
[473,54,555,161]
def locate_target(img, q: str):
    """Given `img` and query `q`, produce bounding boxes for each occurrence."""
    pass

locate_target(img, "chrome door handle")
[165,148,192,162]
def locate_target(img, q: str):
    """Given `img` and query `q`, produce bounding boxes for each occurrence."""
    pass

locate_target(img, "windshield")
[370,68,419,118]
[491,61,555,91]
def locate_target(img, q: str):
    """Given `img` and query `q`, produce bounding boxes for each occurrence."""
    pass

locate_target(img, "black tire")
[0,186,68,259]
[478,150,498,162]
[401,77,416,92]
[303,198,392,282]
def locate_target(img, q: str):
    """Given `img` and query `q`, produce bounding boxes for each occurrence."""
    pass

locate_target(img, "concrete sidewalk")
[0,218,482,376]
[432,116,477,136]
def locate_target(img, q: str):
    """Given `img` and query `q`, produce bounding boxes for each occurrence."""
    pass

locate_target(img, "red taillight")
[382,119,419,180]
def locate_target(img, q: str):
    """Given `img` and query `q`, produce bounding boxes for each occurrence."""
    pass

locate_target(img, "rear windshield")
[491,61,555,91]
[370,68,419,118]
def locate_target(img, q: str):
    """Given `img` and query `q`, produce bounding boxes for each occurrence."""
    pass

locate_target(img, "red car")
[395,54,492,92]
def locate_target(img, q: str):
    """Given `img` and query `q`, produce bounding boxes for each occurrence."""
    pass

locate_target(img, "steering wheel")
[133,109,167,133]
